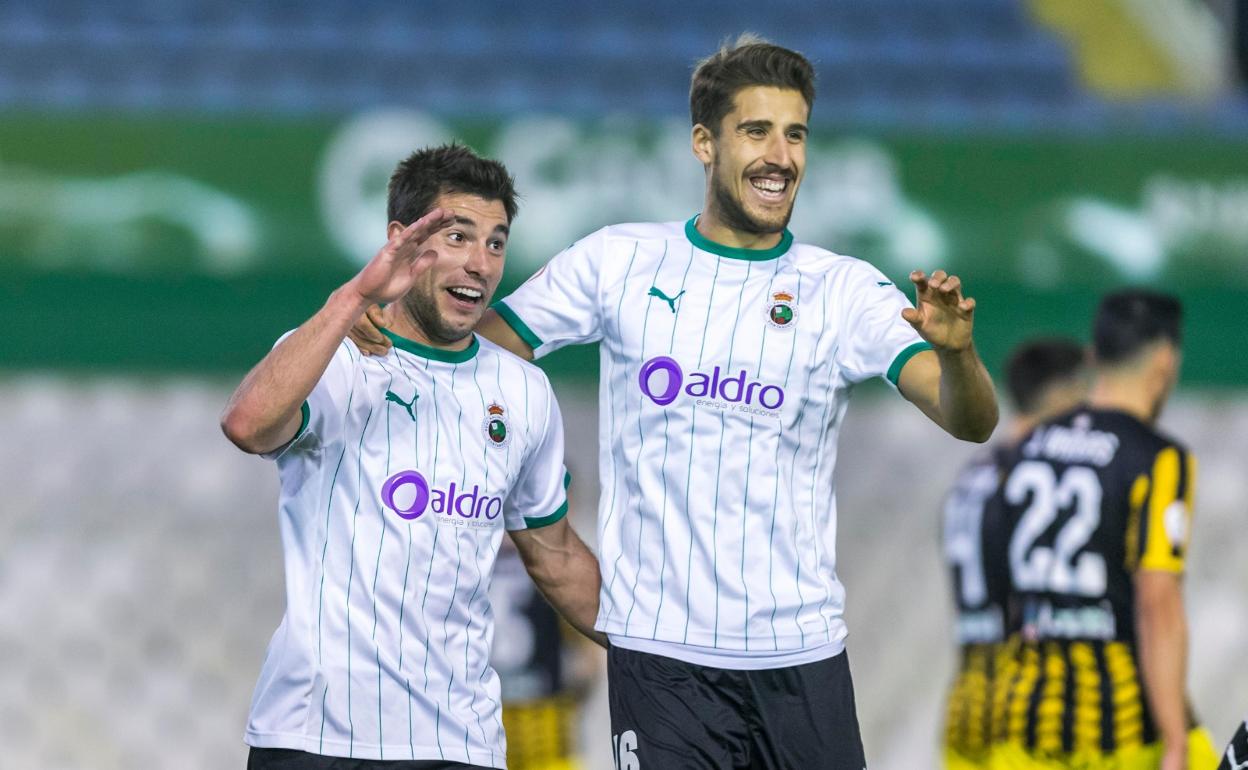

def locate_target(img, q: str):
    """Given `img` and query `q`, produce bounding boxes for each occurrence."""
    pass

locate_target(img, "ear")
[386,220,406,240]
[691,123,716,167]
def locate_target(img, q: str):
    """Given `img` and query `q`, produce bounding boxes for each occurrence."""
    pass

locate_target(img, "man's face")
[705,86,809,235]
[398,192,509,345]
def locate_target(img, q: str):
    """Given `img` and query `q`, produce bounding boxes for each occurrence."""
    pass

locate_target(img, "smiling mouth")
[749,176,790,202]
[445,286,484,306]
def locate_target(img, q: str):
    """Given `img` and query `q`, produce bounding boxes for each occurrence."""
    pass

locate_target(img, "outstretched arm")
[508,519,606,647]
[221,209,453,454]
[896,269,998,443]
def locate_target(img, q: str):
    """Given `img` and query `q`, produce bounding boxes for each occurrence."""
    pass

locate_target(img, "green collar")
[685,215,793,261]
[379,327,479,363]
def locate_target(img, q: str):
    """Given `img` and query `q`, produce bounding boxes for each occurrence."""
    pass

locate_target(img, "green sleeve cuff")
[293,401,311,440]
[886,341,933,387]
[492,300,544,351]
[521,471,572,529]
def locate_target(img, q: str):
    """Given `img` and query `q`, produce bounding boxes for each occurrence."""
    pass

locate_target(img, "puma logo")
[648,286,686,313]
[385,389,418,421]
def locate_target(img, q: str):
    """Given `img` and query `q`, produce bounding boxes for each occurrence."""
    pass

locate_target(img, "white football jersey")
[245,330,569,766]
[496,217,928,669]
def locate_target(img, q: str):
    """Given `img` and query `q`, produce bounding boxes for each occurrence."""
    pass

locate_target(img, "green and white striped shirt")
[245,330,568,765]
[497,217,928,669]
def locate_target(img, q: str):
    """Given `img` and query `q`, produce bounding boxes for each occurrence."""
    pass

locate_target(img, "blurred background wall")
[1,1,1246,767]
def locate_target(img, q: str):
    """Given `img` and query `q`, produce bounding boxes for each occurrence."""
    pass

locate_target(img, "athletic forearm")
[936,344,998,442]
[222,284,370,453]
[1136,573,1189,754]
[511,525,606,646]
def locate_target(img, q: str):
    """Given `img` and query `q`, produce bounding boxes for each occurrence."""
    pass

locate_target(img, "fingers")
[350,305,393,357]
[389,207,455,255]
[912,269,968,305]
[900,306,922,327]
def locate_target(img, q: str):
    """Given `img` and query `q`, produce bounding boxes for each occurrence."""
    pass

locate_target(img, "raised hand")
[348,208,455,306]
[900,269,976,352]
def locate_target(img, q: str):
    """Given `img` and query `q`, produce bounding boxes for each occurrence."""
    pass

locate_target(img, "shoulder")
[788,242,899,293]
[476,336,556,394]
[600,220,684,244]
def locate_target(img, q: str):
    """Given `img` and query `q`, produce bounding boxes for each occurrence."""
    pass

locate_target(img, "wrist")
[334,281,377,318]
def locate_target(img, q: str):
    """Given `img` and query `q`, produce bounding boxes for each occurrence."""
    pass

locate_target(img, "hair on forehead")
[690,34,816,135]
[387,143,518,227]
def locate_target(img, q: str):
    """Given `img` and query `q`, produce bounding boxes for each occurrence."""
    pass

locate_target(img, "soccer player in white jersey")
[221,145,604,770]
[353,38,999,768]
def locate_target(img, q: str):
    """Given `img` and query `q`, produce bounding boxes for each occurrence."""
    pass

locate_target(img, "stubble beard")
[400,286,476,347]
[709,160,794,237]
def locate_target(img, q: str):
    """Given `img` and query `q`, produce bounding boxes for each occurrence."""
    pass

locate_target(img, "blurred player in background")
[941,338,1088,770]
[489,535,601,770]
[354,35,997,768]
[991,290,1217,770]
[220,144,602,769]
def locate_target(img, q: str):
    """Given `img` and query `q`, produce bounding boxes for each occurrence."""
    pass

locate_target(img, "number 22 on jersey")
[1005,461,1107,597]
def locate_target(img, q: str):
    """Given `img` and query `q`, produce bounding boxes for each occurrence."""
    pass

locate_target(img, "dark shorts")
[246,747,496,770]
[607,645,867,770]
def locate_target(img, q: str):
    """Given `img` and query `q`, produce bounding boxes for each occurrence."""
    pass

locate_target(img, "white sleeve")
[835,264,931,388]
[502,379,570,531]
[492,228,606,359]
[264,336,358,460]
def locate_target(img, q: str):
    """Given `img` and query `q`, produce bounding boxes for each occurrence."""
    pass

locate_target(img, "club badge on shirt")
[484,402,511,448]
[766,291,798,330]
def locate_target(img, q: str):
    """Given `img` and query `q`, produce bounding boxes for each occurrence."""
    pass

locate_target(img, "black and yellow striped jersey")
[992,407,1196,756]
[941,447,1014,762]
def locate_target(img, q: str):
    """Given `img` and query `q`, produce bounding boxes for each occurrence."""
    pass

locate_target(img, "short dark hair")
[1004,338,1086,414]
[690,34,816,134]
[1092,289,1183,365]
[387,143,518,226]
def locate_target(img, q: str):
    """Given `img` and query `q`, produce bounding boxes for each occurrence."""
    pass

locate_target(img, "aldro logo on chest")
[766,291,797,330]
[483,402,510,448]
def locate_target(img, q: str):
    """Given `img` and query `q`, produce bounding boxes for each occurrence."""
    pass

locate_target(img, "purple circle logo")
[638,356,683,406]
[380,470,431,520]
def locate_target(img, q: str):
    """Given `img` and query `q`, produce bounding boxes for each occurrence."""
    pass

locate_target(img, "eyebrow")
[736,119,809,135]
[451,215,510,238]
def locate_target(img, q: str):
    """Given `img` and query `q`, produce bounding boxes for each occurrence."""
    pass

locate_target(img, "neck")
[380,304,472,352]
[1088,374,1156,424]
[696,205,784,250]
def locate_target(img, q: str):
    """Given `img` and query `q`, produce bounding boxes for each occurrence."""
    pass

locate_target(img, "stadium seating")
[0,0,1243,129]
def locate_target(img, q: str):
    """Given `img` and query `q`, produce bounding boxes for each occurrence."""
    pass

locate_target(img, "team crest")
[766,291,798,330]
[483,402,511,448]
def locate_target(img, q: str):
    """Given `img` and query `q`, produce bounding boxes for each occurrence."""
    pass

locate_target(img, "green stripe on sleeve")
[492,300,543,350]
[294,400,311,440]
[522,472,573,530]
[524,499,568,530]
[886,341,933,387]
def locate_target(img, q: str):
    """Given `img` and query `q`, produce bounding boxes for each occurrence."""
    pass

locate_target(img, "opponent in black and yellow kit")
[942,339,1088,770]
[991,291,1217,770]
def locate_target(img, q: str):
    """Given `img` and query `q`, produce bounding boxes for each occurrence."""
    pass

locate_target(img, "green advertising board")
[2,112,1246,384]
